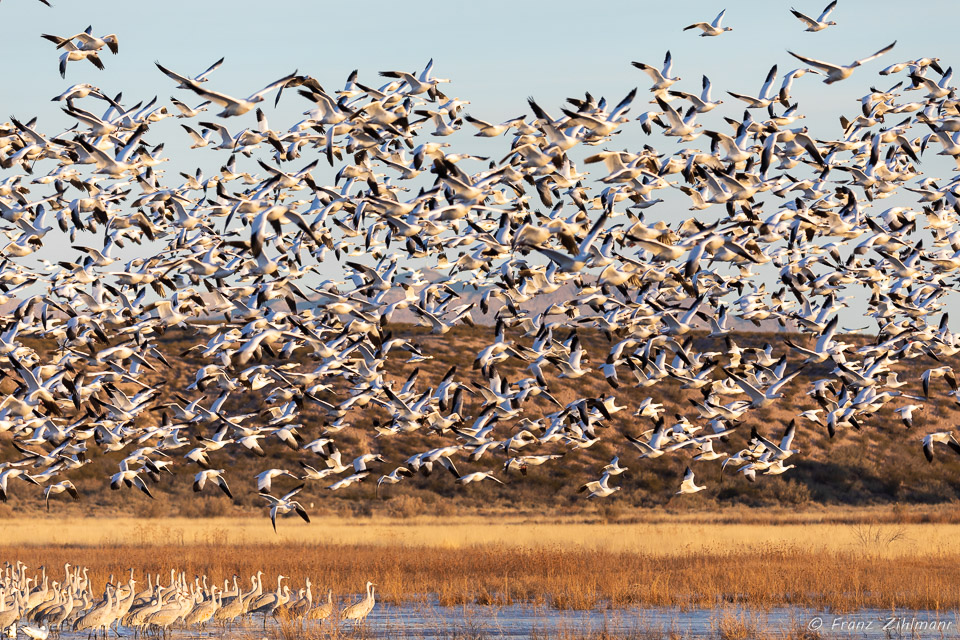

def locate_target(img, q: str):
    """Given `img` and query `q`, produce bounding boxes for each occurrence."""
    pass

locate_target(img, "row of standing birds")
[3,1,960,528]
[0,563,376,637]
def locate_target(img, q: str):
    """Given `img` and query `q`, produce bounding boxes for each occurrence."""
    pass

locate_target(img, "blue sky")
[1,0,948,205]
[2,0,948,133]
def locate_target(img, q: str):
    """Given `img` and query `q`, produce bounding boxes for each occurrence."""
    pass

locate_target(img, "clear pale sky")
[1,0,949,133]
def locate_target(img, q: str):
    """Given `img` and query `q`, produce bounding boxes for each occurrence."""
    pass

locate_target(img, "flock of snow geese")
[0,563,377,637]
[0,0,959,535]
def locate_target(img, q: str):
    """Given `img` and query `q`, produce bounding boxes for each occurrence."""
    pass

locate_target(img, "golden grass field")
[4,510,960,553]
[6,511,960,614]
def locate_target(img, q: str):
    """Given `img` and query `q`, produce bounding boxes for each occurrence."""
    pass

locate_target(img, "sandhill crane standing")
[285,578,312,619]
[212,580,247,626]
[239,571,265,614]
[0,589,23,638]
[125,587,162,632]
[183,587,220,628]
[111,574,137,632]
[307,589,335,622]
[340,581,376,626]
[143,593,189,636]
[26,587,62,624]
[37,585,74,631]
[248,575,289,626]
[73,587,116,637]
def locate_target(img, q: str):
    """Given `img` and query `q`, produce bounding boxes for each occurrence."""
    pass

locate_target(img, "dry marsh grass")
[7,541,958,612]
[5,515,960,613]
[3,513,958,555]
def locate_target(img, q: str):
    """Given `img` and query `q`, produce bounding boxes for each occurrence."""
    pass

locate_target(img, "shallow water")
[26,602,960,639]
[362,603,958,638]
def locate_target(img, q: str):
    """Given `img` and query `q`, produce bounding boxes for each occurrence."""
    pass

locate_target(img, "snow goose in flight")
[249,204,321,258]
[193,469,233,498]
[635,397,665,420]
[170,98,210,119]
[61,103,121,137]
[181,124,213,149]
[531,211,609,272]
[922,431,960,463]
[894,404,922,429]
[693,439,726,462]
[50,83,105,103]
[560,87,637,138]
[723,365,806,409]
[632,51,680,92]
[379,58,450,98]
[376,467,413,497]
[668,75,723,113]
[54,41,104,78]
[913,66,954,100]
[765,460,796,476]
[676,467,705,494]
[352,453,387,474]
[456,471,505,485]
[42,480,79,511]
[299,461,337,483]
[782,315,840,363]
[652,96,701,140]
[625,417,667,458]
[462,114,527,137]
[777,68,819,105]
[788,41,896,84]
[790,1,838,32]
[751,421,799,462]
[578,471,619,498]
[108,460,154,499]
[683,9,732,37]
[299,86,352,126]
[921,366,957,398]
[156,62,296,117]
[799,409,824,427]
[75,123,148,176]
[504,454,563,475]
[328,471,370,491]
[727,65,779,109]
[155,57,225,90]
[42,26,119,54]
[254,468,298,494]
[880,57,944,77]
[602,456,628,476]
[261,485,310,533]
[704,127,753,166]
